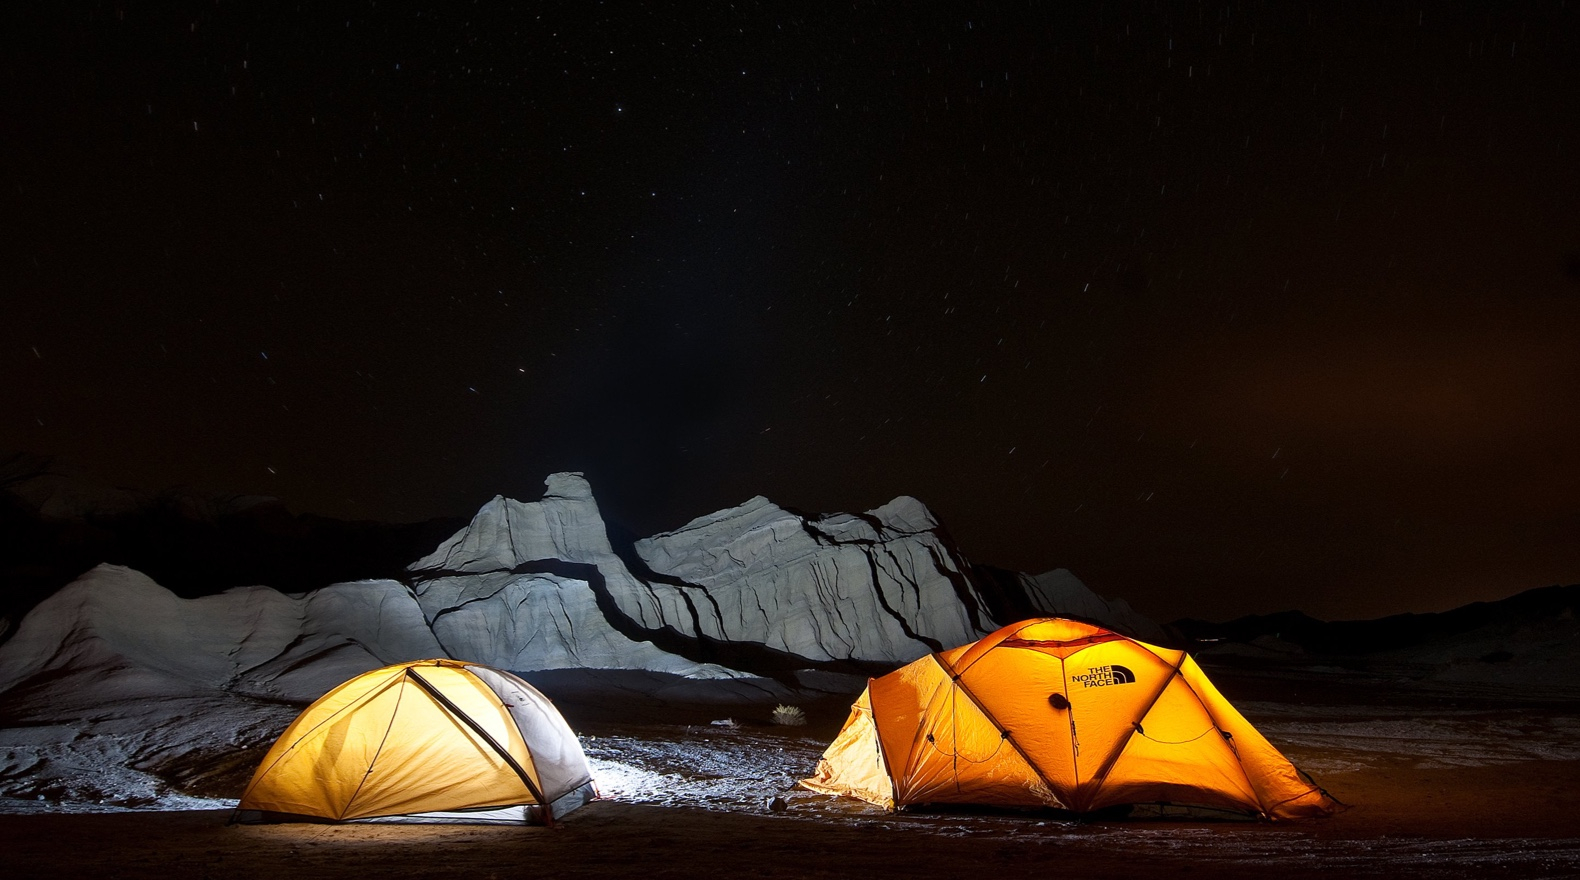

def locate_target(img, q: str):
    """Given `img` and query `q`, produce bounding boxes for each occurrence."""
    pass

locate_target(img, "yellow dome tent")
[802,618,1336,820]
[236,659,596,825]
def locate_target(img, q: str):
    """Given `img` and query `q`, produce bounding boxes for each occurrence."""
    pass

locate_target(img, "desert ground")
[4,663,1579,880]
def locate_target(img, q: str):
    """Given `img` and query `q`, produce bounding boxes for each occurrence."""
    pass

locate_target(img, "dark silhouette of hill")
[1174,584,1580,654]
[0,452,464,638]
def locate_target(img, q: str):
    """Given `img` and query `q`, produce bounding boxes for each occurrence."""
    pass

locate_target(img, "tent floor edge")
[233,803,570,826]
[531,780,598,824]
[231,809,341,825]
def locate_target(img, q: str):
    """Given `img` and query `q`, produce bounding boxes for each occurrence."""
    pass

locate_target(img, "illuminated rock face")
[410,473,622,576]
[408,473,746,678]
[413,473,1162,669]
[412,476,986,667]
[415,567,745,679]
[631,495,986,664]
[0,564,442,704]
[0,474,1157,703]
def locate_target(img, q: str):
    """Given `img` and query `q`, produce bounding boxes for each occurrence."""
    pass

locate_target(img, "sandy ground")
[4,668,1580,879]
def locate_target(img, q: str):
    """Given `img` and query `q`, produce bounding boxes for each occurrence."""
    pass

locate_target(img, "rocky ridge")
[411,473,1162,673]
[0,472,1157,808]
[1,472,1161,696]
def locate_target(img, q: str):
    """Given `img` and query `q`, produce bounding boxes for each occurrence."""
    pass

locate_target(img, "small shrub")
[770,704,807,727]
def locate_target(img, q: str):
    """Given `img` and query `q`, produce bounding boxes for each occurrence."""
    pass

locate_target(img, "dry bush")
[770,704,807,726]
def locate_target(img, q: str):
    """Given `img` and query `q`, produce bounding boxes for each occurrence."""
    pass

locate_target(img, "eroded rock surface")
[418,568,745,679]
[409,475,751,679]
[0,565,440,808]
[0,472,1162,808]
[631,495,986,663]
[0,565,440,703]
[414,474,1161,669]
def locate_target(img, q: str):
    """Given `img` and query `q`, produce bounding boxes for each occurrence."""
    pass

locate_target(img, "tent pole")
[405,669,554,826]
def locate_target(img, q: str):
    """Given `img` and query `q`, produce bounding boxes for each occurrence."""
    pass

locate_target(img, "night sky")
[4,3,1578,623]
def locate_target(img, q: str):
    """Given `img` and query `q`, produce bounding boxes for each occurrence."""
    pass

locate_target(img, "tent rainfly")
[802,618,1337,820]
[236,659,596,824]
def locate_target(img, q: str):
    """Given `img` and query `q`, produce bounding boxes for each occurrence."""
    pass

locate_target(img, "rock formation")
[411,473,1160,671]
[0,471,1164,807]
[408,474,749,679]
[630,495,993,664]
[417,568,746,679]
[0,473,1161,709]
[0,564,442,704]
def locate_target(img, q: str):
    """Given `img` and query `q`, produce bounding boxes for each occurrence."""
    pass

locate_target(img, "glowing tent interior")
[236,659,596,824]
[801,618,1337,820]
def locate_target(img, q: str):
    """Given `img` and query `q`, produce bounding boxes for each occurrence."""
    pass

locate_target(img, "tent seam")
[1169,663,1276,816]
[405,668,552,818]
[481,666,600,796]
[237,666,409,808]
[1079,649,1187,812]
[929,653,1065,807]
[860,682,900,809]
[339,669,410,820]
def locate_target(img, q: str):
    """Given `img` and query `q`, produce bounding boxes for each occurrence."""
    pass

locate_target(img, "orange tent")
[237,659,596,824]
[802,618,1336,820]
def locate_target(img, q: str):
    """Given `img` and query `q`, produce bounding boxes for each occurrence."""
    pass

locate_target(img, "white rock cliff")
[412,473,1163,668]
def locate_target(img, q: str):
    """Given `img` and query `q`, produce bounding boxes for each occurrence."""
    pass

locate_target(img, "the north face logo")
[1071,665,1136,688]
